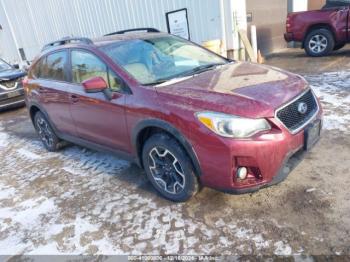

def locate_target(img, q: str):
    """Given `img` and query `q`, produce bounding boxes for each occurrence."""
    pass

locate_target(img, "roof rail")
[104,28,161,36]
[42,37,93,51]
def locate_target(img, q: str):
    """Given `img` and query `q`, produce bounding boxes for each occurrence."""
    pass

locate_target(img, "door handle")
[70,94,79,103]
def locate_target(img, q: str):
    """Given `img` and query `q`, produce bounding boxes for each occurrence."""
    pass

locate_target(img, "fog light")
[237,167,248,180]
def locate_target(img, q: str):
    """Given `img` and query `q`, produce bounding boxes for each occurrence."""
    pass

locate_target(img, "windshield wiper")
[144,76,189,86]
[180,63,226,77]
[143,63,226,86]
[143,79,168,86]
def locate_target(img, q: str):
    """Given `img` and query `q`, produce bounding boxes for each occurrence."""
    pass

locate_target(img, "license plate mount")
[7,90,21,99]
[304,120,321,151]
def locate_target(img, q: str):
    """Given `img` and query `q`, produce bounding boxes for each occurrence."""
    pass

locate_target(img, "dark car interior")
[322,0,350,9]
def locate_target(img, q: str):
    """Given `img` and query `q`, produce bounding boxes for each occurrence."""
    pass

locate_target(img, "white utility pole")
[221,0,247,60]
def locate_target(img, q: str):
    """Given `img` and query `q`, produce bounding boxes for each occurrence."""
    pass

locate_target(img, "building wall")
[308,0,326,10]
[0,3,19,64]
[246,0,288,55]
[0,0,224,63]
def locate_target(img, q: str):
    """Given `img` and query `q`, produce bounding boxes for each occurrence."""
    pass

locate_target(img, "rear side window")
[31,58,44,79]
[71,50,108,84]
[41,51,68,81]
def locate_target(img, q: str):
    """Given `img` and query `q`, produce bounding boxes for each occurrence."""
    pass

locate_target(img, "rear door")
[67,49,130,152]
[28,51,76,136]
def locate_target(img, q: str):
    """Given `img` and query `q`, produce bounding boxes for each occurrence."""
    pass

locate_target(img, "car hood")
[155,62,308,118]
[0,69,26,80]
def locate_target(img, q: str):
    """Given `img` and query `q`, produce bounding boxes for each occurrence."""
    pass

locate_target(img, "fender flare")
[131,118,202,177]
[28,102,59,133]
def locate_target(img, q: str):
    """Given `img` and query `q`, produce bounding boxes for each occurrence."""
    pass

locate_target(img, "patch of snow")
[306,71,350,132]
[252,234,270,250]
[0,186,15,199]
[306,188,316,193]
[274,241,292,256]
[10,198,56,227]
[17,148,42,160]
[0,130,9,148]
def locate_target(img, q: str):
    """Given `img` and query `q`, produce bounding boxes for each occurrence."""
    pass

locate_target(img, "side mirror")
[82,77,108,93]
[13,64,20,69]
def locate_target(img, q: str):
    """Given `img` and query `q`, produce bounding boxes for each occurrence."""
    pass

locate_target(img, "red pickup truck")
[285,0,350,56]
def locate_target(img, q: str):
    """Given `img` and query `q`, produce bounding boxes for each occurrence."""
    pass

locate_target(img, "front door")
[68,49,130,153]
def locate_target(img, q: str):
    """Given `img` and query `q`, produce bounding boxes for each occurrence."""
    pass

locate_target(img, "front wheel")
[304,29,334,57]
[142,133,199,202]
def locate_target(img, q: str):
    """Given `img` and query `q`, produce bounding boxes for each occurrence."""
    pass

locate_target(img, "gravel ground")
[0,52,349,256]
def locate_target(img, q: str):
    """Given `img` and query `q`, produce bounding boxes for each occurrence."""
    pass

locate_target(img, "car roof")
[36,31,170,61]
[92,32,169,47]
[41,32,170,53]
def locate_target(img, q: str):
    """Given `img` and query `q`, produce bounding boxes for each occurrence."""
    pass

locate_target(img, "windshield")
[100,35,228,85]
[0,59,12,72]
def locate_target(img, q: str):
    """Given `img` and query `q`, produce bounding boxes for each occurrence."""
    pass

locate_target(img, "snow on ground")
[0,71,348,255]
[306,71,350,132]
[0,121,275,255]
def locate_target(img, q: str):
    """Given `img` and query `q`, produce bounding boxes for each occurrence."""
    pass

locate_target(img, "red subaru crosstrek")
[24,28,322,202]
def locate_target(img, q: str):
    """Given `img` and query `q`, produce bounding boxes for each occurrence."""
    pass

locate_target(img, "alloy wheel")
[36,116,54,148]
[148,146,186,195]
[308,34,328,54]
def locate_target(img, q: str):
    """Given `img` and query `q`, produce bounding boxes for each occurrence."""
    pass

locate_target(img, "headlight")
[196,112,271,138]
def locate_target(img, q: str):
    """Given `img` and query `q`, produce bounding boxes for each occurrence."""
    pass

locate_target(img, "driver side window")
[71,50,108,84]
[71,50,123,92]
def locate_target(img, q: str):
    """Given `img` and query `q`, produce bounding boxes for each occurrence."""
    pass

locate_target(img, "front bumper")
[0,88,25,110]
[193,111,323,193]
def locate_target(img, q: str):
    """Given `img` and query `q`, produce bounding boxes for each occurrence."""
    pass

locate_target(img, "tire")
[304,29,334,57]
[334,43,345,51]
[142,133,199,202]
[34,111,61,152]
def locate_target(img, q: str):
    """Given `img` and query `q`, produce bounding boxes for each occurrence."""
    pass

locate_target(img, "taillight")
[286,16,292,31]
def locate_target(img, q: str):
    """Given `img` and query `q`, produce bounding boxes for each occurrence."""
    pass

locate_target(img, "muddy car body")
[24,30,323,201]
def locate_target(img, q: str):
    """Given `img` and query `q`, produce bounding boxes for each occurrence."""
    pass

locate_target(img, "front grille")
[0,78,22,90]
[276,89,318,133]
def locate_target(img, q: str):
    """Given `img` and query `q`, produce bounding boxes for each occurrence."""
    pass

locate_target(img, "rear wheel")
[34,111,60,152]
[304,29,334,57]
[142,133,199,202]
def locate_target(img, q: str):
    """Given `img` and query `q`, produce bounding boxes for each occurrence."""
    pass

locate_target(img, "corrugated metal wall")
[0,3,19,62]
[0,0,223,63]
